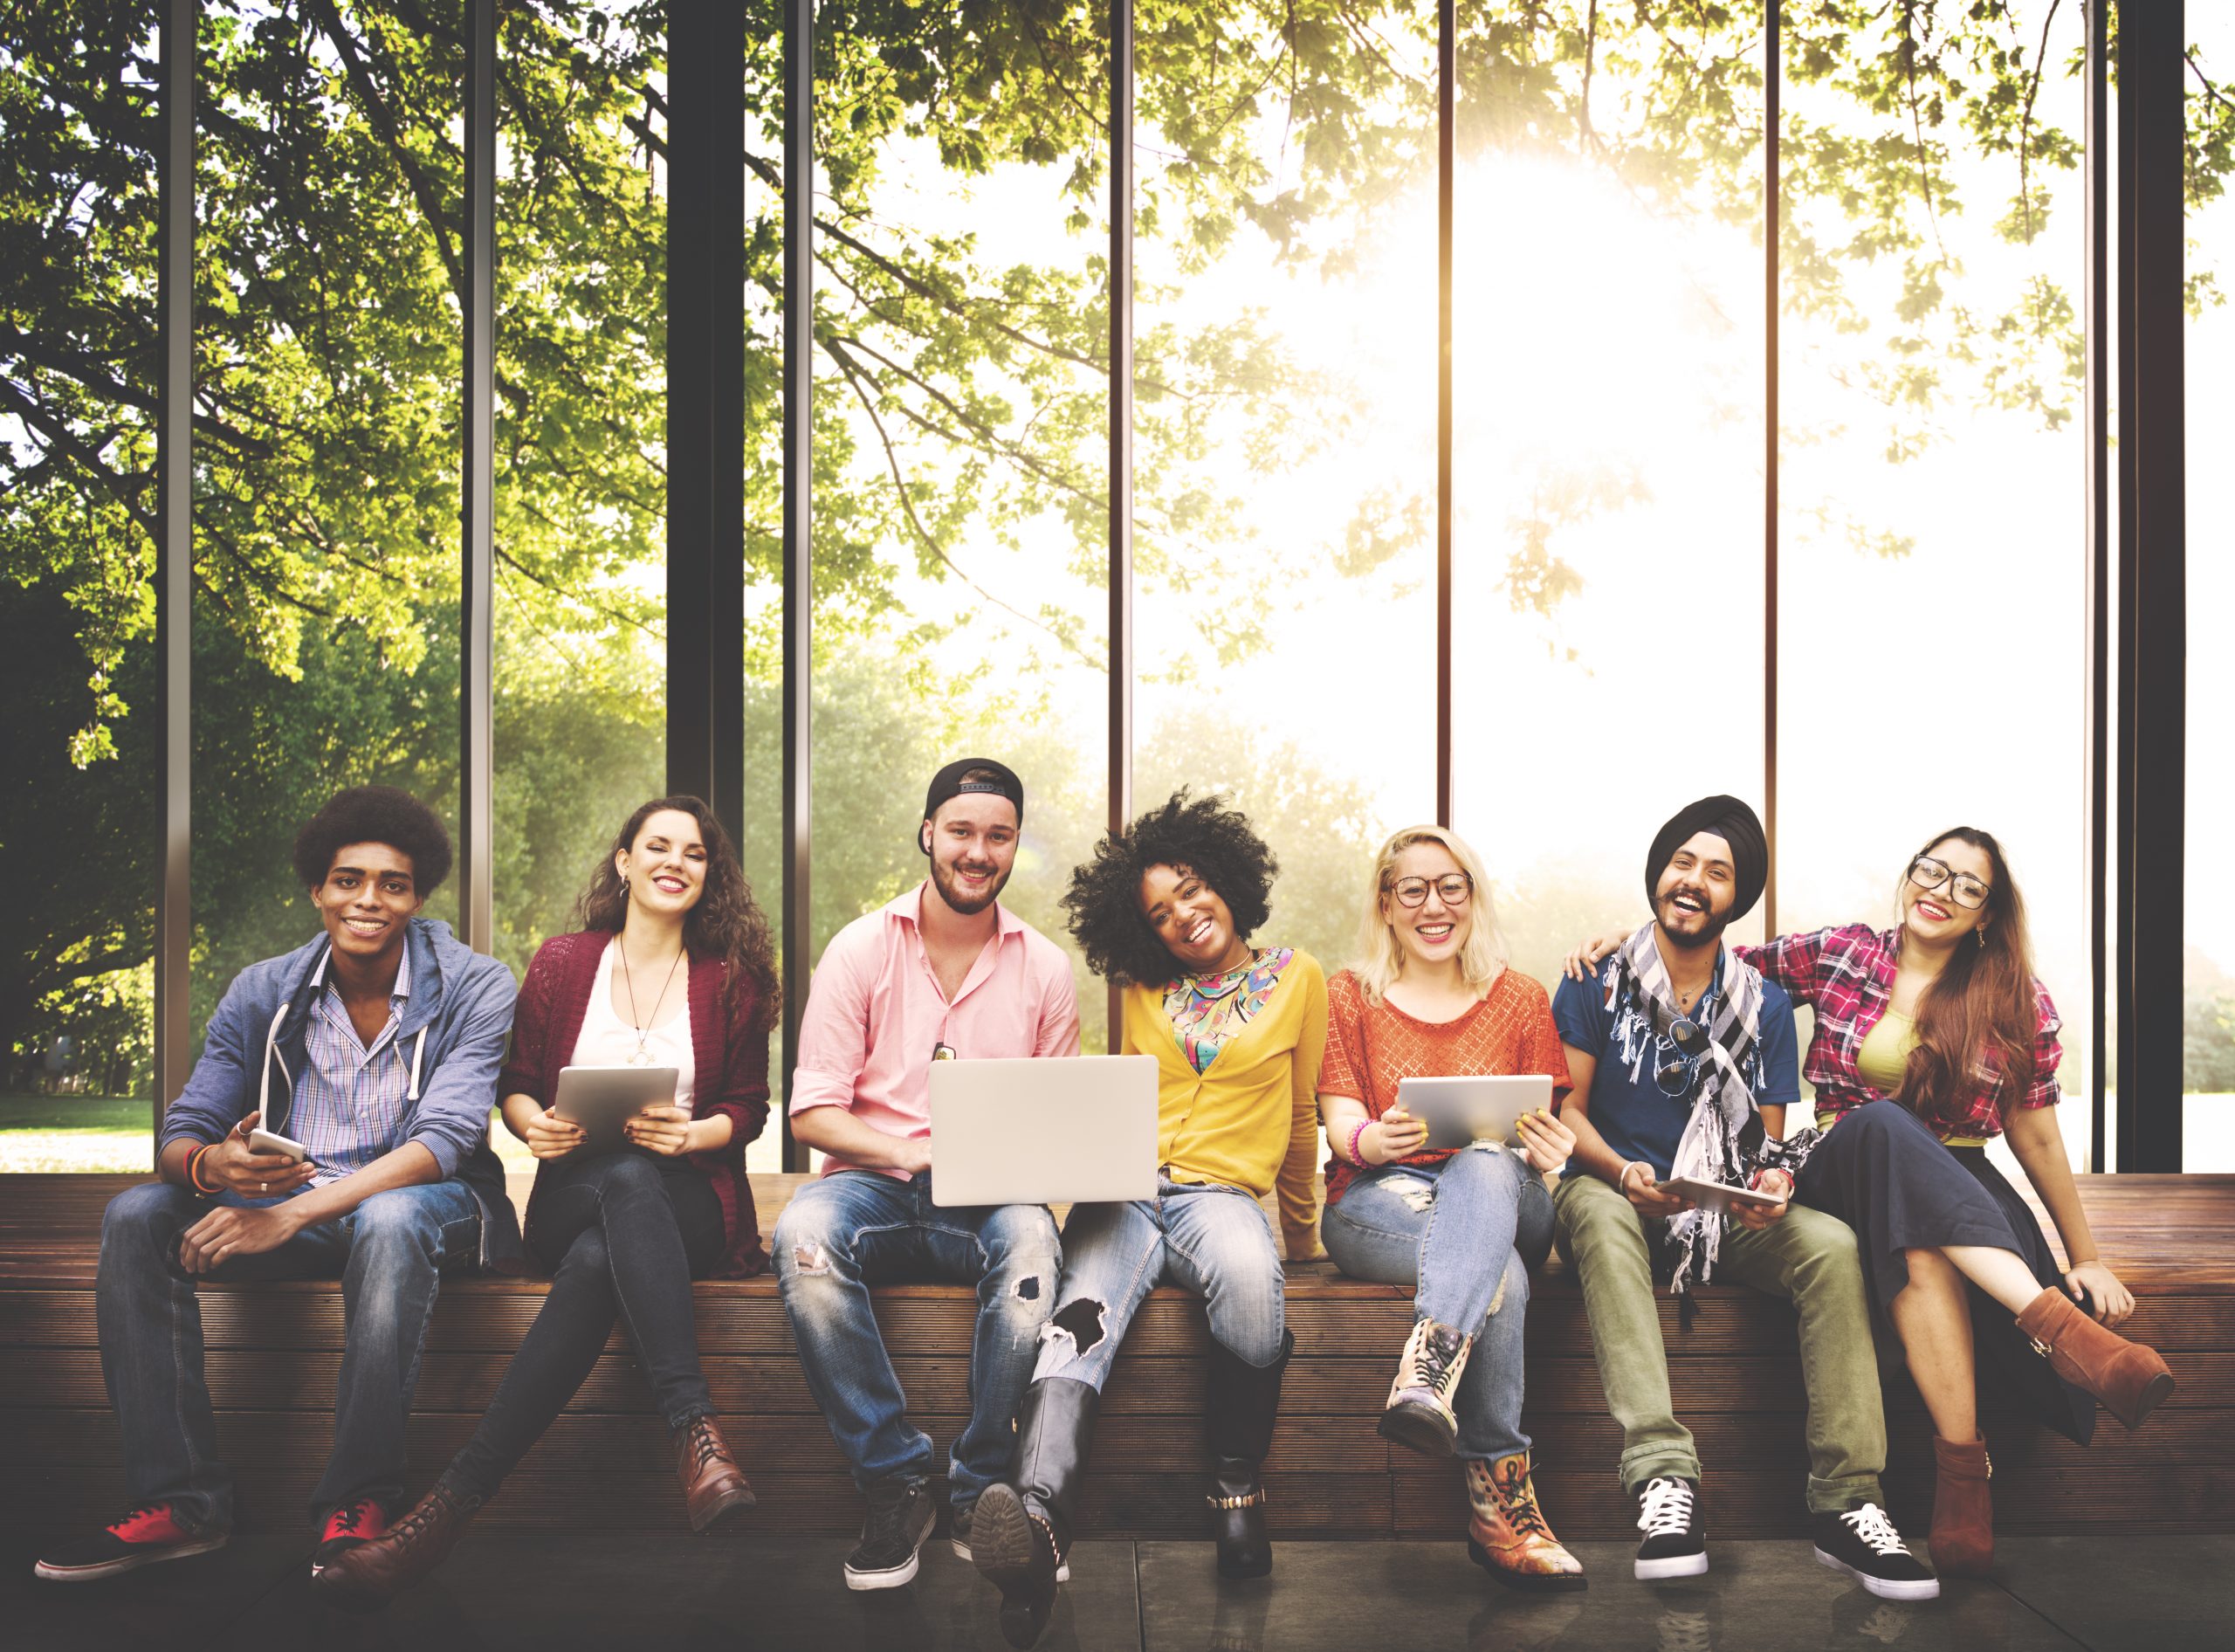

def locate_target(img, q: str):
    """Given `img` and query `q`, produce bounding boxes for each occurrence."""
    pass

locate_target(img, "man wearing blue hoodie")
[35,787,523,1586]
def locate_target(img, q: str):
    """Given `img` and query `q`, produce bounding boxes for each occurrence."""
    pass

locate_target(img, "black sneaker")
[1633,1476,1708,1580]
[312,1497,389,1579]
[1814,1504,1941,1600]
[34,1503,229,1582]
[844,1476,936,1592]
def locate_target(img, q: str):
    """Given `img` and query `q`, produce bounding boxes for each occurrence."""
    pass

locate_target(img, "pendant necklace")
[618,936,686,1065]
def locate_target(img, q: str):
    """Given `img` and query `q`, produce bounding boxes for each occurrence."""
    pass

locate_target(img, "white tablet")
[1395,1074,1555,1152]
[1654,1175,1789,1215]
[553,1064,682,1155]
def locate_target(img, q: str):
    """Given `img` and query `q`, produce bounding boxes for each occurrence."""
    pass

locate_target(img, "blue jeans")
[95,1177,482,1531]
[1320,1146,1552,1461]
[1033,1175,1286,1391]
[773,1170,1059,1508]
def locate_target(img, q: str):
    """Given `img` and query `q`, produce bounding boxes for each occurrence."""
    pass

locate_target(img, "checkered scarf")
[1606,925,1770,1289]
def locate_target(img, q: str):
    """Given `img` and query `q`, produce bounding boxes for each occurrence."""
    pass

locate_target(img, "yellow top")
[1829,1008,1988,1148]
[1121,951,1327,1249]
[1856,1007,1914,1094]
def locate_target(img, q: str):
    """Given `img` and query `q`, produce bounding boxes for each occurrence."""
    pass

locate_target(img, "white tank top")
[569,938,696,1112]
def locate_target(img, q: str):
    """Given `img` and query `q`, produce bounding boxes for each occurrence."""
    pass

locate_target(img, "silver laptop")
[928,1054,1159,1207]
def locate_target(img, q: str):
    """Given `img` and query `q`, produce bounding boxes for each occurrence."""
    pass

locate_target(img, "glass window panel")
[1,5,163,1169]
[1134,3,1439,980]
[1450,3,1766,984]
[1774,3,2089,1172]
[492,3,680,1183]
[2186,17,2235,1170]
[189,3,462,1061]
[807,3,1111,1074]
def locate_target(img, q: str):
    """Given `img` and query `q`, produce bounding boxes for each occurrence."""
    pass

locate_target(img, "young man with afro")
[37,787,523,1587]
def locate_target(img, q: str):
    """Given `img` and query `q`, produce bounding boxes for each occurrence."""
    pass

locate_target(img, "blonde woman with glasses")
[1317,826,1585,1592]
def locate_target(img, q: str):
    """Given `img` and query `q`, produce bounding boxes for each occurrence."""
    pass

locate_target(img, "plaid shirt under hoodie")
[1734,924,2064,1146]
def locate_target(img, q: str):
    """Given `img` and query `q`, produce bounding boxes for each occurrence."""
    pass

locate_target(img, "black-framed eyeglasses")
[1389,872,1474,908]
[1908,857,1991,910]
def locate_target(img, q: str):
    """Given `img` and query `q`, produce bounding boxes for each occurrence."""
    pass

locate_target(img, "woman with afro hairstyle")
[313,796,780,1609]
[972,791,1325,1647]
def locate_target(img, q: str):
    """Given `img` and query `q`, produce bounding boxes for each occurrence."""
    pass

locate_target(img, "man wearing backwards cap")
[774,759,1080,1593]
[1548,797,1936,1600]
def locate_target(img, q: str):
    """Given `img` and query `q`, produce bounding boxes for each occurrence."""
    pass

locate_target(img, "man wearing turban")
[1546,797,1937,1600]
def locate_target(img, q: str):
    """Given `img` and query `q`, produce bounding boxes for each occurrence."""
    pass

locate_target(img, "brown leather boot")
[1465,1452,1586,1592]
[675,1415,755,1532]
[309,1481,481,1614]
[1928,1435,1993,1577]
[2013,1288,2175,1429]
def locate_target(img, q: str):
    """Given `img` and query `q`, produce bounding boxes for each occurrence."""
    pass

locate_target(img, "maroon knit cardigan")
[499,930,771,1277]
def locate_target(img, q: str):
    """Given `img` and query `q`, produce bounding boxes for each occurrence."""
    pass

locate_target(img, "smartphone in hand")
[248,1126,311,1164]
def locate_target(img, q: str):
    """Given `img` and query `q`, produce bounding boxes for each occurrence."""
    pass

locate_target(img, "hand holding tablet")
[552,1065,684,1156]
[1652,1175,1790,1217]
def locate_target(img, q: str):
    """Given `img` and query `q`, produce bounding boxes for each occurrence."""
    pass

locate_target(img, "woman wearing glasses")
[1318,826,1585,1591]
[1567,827,2174,1579]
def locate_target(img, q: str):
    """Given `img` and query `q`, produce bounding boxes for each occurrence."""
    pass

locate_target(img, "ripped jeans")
[1320,1146,1553,1461]
[1034,1175,1287,1391]
[773,1169,1058,1509]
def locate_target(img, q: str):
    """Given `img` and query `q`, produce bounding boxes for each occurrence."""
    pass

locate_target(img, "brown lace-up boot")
[1928,1435,1993,1576]
[675,1415,755,1532]
[1378,1318,1475,1458]
[310,1480,482,1614]
[2013,1288,2175,1429]
[1465,1451,1586,1592]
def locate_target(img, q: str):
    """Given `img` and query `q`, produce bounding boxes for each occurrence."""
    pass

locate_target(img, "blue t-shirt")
[1551,949,1799,1180]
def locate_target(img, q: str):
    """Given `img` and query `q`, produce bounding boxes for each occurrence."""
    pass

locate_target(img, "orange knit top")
[1318,966,1571,1204]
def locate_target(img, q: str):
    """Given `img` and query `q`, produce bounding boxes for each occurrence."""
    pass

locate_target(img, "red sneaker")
[313,1497,390,1578]
[34,1503,229,1582]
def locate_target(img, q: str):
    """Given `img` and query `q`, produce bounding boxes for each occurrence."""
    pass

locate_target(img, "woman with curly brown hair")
[971,792,1324,1648]
[316,796,781,1610]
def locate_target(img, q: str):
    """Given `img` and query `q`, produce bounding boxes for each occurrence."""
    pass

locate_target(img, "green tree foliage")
[4,2,2228,1088]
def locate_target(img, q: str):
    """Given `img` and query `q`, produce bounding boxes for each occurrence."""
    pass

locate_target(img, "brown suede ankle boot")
[1928,1435,1992,1577]
[2013,1288,2175,1429]
[675,1415,756,1532]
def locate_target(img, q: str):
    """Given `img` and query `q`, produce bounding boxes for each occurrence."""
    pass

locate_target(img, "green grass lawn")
[0,1095,155,1173]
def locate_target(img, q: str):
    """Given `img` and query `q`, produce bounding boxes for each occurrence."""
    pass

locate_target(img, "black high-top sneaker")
[1633,1476,1707,1580]
[1813,1503,1941,1600]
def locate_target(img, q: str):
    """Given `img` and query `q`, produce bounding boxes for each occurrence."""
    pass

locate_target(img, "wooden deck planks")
[3,1171,2231,1539]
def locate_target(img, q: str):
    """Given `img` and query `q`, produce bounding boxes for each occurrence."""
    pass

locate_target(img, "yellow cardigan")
[1119,950,1328,1250]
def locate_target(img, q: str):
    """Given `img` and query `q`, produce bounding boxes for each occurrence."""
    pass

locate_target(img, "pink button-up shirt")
[789,883,1082,1179]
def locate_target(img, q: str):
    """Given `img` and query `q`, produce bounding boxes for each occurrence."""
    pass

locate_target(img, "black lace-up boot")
[973,1376,1099,1649]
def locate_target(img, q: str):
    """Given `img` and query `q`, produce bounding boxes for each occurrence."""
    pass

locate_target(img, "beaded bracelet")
[1347,1119,1372,1167]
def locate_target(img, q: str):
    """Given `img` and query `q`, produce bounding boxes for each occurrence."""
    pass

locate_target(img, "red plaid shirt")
[1733,924,2063,1142]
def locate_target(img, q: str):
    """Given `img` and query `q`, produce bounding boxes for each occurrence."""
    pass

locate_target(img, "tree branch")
[820,338,1102,671]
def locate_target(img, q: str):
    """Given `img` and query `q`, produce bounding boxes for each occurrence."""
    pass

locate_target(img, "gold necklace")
[617,937,686,1064]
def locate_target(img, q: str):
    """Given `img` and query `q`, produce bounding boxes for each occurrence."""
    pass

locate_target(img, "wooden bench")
[3,1173,2230,1540]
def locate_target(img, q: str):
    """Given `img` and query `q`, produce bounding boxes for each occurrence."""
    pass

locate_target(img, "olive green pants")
[1551,1171,1887,1514]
